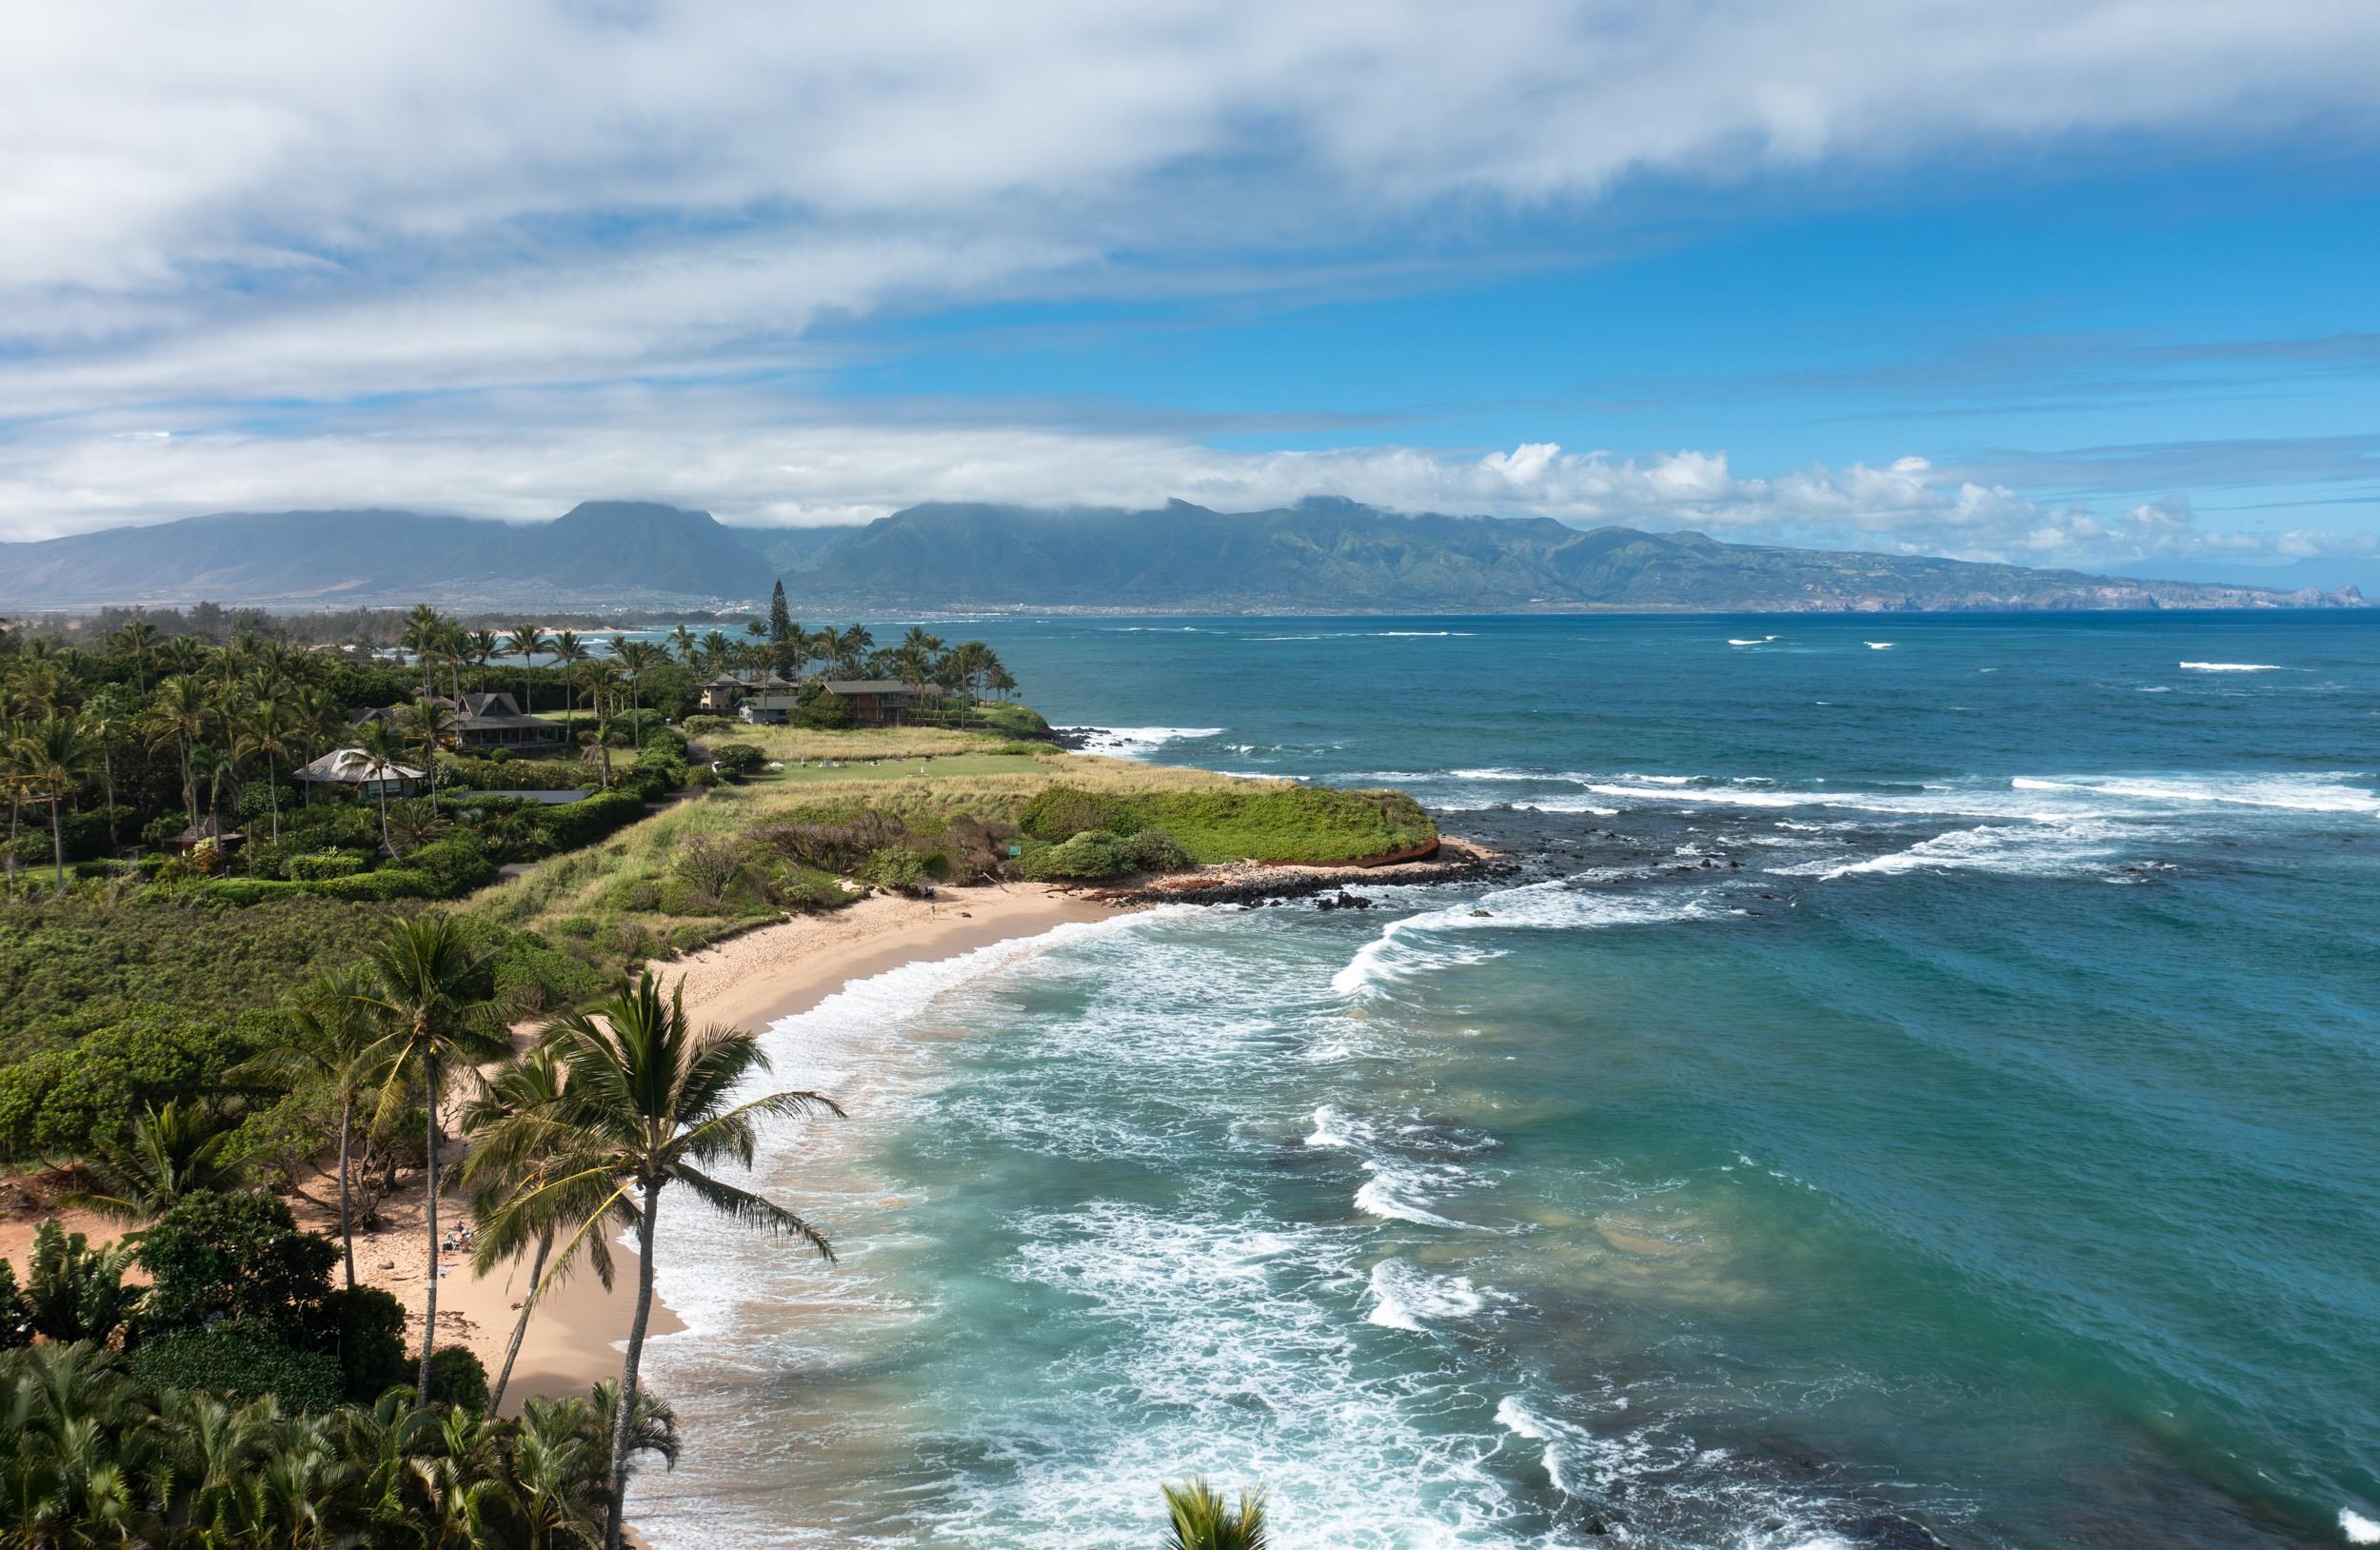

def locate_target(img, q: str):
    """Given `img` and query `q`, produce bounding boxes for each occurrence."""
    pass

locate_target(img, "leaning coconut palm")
[231,966,393,1288]
[506,624,550,716]
[350,915,508,1405]
[478,972,839,1549]
[57,1100,246,1223]
[459,1045,580,1415]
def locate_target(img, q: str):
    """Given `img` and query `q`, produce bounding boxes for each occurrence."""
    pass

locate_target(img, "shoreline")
[408,881,1117,1413]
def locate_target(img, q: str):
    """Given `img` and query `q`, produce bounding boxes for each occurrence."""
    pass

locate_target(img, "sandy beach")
[369,880,1114,1412]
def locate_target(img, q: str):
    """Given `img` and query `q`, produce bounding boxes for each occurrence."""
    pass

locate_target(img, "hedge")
[129,1322,345,1414]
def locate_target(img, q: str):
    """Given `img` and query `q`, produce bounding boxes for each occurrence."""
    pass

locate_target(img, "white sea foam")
[1864,640,1894,649]
[1071,725,1223,758]
[1304,1104,1370,1149]
[645,909,1187,1341]
[2342,1508,2380,1543]
[1332,880,1716,998]
[1354,1161,1472,1228]
[2179,661,2281,671]
[1365,1259,1486,1332]
[1775,819,2132,882]
[2013,772,2380,816]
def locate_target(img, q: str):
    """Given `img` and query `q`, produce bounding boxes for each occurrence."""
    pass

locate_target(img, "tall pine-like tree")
[768,580,793,644]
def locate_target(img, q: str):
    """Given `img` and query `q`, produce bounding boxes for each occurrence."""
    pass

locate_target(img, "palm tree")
[146,672,214,828]
[231,966,392,1289]
[350,916,508,1405]
[479,973,841,1548]
[459,1046,576,1415]
[405,696,460,807]
[233,696,298,847]
[666,624,698,666]
[550,631,588,741]
[77,686,134,854]
[466,628,504,692]
[1162,1478,1271,1550]
[506,624,550,716]
[355,719,412,853]
[57,1101,247,1222]
[834,624,872,674]
[113,618,161,694]
[8,713,89,896]
[401,606,446,701]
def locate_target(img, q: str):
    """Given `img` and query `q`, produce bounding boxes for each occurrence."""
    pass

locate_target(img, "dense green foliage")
[128,1321,347,1414]
[1020,782,1436,864]
[0,1340,676,1547]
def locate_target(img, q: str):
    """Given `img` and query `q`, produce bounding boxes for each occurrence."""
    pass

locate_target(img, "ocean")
[633,612,2380,1549]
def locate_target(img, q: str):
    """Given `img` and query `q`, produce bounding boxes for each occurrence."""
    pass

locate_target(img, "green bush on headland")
[1019,783,1435,864]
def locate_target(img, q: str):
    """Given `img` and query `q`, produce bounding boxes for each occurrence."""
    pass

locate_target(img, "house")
[737,674,802,725]
[171,816,246,854]
[294,747,424,800]
[349,692,557,748]
[453,691,557,748]
[821,679,942,727]
[696,674,746,713]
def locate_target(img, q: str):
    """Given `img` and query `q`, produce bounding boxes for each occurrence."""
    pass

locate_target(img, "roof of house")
[822,679,940,697]
[295,748,426,784]
[455,691,551,731]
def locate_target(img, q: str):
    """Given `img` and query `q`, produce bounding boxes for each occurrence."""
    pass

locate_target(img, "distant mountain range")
[0,498,2364,614]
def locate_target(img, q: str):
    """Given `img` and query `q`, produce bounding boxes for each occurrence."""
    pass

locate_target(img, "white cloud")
[1,3,2375,557]
[0,417,2347,568]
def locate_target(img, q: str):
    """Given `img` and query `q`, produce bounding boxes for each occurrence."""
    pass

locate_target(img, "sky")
[3,1,2378,577]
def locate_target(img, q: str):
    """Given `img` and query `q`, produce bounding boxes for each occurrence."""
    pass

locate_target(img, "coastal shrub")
[441,755,588,791]
[606,875,664,913]
[137,1189,336,1338]
[536,790,648,849]
[710,743,766,778]
[1121,828,1189,872]
[687,765,722,789]
[755,862,848,913]
[489,933,608,1016]
[673,834,748,904]
[0,1013,267,1160]
[939,814,1010,882]
[1019,784,1135,843]
[181,877,307,906]
[682,715,736,737]
[407,836,499,897]
[288,850,367,882]
[131,1322,346,1413]
[640,725,690,758]
[1021,829,1132,881]
[320,1286,411,1401]
[863,846,929,895]
[310,867,439,902]
[754,811,912,874]
[423,1343,491,1413]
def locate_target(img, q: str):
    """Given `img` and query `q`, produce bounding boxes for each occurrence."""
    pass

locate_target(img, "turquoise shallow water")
[636,613,2379,1549]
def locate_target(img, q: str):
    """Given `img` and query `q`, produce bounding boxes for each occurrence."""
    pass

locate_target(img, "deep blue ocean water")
[636,612,2379,1549]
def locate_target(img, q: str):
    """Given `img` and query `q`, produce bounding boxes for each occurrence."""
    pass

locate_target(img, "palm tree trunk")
[101,750,117,852]
[268,758,280,846]
[418,1051,440,1406]
[607,1185,661,1550]
[48,792,66,898]
[487,1232,550,1416]
[338,1099,356,1291]
[375,779,391,853]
